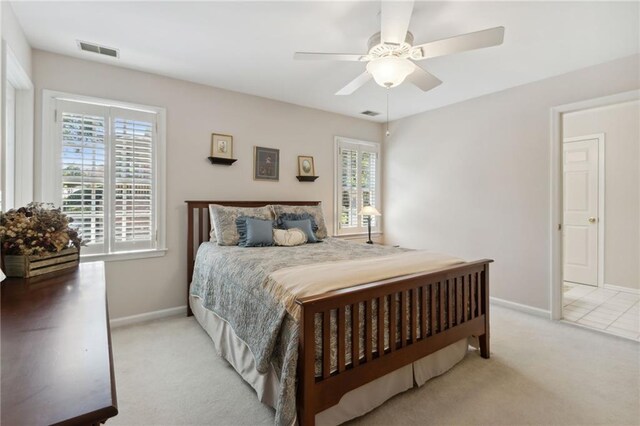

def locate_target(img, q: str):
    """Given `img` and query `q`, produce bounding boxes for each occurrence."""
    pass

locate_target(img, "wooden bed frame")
[186,200,492,426]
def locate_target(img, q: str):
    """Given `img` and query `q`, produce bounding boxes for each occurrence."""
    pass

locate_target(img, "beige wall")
[383,55,639,311]
[32,50,381,319]
[563,101,639,290]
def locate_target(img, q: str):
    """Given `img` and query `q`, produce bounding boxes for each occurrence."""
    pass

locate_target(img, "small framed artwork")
[254,146,280,181]
[211,133,233,159]
[298,156,315,176]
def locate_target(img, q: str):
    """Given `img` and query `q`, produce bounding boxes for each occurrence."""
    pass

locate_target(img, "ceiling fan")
[294,1,505,95]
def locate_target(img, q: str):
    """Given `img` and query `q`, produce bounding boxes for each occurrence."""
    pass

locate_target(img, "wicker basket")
[3,247,80,278]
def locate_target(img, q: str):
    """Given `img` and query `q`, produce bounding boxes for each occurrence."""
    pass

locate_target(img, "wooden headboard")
[185,200,321,316]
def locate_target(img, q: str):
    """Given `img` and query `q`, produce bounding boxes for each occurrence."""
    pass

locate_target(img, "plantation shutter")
[58,100,109,255]
[339,145,359,230]
[336,138,381,235]
[55,100,158,256]
[360,149,378,227]
[111,107,156,252]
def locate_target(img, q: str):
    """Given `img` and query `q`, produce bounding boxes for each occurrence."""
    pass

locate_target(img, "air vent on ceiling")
[77,40,119,58]
[360,110,380,117]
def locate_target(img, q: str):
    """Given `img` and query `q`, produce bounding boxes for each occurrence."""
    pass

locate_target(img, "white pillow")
[273,228,307,246]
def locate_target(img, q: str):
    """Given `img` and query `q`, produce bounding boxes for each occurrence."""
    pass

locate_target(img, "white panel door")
[563,138,599,286]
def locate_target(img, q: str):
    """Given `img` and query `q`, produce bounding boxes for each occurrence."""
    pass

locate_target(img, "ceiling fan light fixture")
[366,56,414,88]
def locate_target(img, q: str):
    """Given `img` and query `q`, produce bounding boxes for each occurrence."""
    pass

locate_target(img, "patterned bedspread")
[189,238,407,425]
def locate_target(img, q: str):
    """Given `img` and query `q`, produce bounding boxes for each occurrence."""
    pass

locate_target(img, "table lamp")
[359,205,381,244]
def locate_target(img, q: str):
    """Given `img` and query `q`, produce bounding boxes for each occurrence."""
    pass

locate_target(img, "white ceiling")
[11,1,640,122]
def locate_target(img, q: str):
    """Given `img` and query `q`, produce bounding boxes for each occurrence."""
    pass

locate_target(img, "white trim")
[40,89,167,257]
[2,44,34,208]
[81,248,168,263]
[562,133,606,288]
[110,305,187,328]
[5,47,33,90]
[550,89,640,320]
[490,297,551,319]
[603,284,640,295]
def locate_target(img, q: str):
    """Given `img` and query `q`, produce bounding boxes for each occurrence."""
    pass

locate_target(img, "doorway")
[551,91,639,341]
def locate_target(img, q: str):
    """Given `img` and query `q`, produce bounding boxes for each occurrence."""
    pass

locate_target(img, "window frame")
[41,90,167,262]
[334,136,382,237]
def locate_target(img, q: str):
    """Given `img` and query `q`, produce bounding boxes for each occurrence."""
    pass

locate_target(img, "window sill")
[334,232,383,238]
[80,248,168,263]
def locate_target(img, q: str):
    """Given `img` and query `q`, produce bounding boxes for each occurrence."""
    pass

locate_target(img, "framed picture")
[254,146,279,181]
[211,133,233,159]
[298,156,315,176]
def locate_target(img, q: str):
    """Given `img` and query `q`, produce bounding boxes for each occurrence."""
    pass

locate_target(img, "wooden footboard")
[296,259,492,425]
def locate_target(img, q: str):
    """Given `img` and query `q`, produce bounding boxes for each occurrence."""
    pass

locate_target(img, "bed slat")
[430,284,436,335]
[478,273,483,316]
[389,293,397,351]
[411,288,418,343]
[322,311,330,379]
[337,307,346,373]
[456,276,463,325]
[421,286,427,339]
[400,291,408,347]
[365,300,373,362]
[439,282,446,331]
[351,304,360,367]
[471,272,477,318]
[377,297,385,357]
[448,279,454,329]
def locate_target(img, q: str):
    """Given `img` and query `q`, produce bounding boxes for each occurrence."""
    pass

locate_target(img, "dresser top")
[1,261,118,425]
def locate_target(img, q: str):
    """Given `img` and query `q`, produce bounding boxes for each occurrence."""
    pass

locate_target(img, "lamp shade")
[0,268,5,282]
[366,57,415,88]
[359,206,381,216]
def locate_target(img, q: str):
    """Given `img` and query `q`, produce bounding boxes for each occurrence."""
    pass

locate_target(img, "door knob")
[588,217,597,223]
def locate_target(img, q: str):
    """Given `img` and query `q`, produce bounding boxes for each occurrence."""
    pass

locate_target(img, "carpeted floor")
[110,305,639,426]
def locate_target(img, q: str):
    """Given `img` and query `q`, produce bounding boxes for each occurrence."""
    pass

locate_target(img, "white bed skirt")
[190,294,469,426]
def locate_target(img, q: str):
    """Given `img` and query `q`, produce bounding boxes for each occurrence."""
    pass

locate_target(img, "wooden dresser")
[1,261,118,425]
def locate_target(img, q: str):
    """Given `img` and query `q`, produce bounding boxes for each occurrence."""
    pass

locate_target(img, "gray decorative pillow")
[269,203,328,239]
[209,204,273,246]
[275,212,319,234]
[236,216,274,247]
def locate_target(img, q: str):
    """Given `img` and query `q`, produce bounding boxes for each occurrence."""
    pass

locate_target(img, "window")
[42,92,166,260]
[335,137,381,235]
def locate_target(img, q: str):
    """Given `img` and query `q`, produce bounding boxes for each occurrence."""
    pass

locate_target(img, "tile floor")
[563,282,640,341]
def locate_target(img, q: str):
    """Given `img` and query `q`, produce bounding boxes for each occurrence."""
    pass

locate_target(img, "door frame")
[562,133,605,289]
[549,89,639,320]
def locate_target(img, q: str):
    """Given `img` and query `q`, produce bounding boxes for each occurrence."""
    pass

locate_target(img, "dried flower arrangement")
[0,202,83,256]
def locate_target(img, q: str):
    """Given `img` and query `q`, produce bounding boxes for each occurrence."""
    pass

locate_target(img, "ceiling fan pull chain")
[386,89,390,137]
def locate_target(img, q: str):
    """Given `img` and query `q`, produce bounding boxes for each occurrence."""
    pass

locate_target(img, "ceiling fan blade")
[380,1,414,45]
[335,72,372,96]
[413,26,505,60]
[406,65,442,92]
[294,52,367,61]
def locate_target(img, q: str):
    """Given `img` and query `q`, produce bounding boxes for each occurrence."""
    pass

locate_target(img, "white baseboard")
[490,297,551,319]
[603,284,640,295]
[110,305,187,328]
